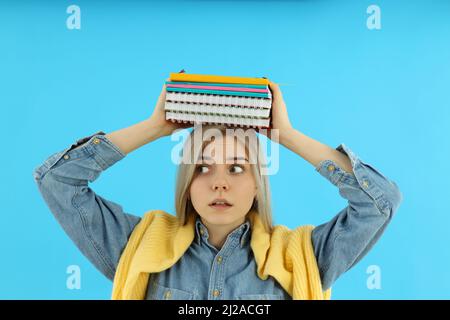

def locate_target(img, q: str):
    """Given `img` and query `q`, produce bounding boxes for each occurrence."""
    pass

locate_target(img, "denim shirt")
[33,131,403,299]
[146,216,291,300]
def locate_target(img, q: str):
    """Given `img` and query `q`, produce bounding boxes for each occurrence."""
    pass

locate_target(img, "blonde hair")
[174,124,273,233]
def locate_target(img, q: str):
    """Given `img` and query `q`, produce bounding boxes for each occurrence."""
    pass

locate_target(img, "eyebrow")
[201,156,249,162]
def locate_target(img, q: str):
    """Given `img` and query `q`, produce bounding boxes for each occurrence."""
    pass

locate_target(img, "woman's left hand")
[258,81,294,142]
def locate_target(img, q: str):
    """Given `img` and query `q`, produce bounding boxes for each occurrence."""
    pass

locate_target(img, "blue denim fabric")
[33,131,403,299]
[146,216,291,300]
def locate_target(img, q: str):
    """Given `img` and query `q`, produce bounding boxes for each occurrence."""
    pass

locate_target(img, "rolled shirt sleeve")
[311,143,403,291]
[33,131,142,281]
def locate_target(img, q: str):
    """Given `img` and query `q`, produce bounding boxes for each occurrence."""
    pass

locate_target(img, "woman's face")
[189,135,257,227]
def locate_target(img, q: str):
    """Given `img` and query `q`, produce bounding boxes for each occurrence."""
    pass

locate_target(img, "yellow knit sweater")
[111,208,332,300]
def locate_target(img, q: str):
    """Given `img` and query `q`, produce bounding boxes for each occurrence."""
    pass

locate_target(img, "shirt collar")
[195,215,251,248]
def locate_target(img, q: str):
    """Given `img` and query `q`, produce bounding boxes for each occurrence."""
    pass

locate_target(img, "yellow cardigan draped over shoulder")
[111,208,332,300]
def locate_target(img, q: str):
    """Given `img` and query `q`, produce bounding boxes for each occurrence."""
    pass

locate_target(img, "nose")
[212,178,229,191]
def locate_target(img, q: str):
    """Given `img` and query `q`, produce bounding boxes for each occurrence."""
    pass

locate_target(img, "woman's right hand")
[149,79,193,137]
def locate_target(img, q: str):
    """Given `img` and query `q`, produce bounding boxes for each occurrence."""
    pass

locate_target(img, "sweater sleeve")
[311,143,403,291]
[33,131,142,281]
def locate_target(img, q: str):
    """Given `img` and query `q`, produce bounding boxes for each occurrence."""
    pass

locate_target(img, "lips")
[209,203,233,210]
[209,203,232,208]
[209,198,233,207]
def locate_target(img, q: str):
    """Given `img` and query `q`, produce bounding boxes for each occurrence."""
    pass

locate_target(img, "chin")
[202,208,239,225]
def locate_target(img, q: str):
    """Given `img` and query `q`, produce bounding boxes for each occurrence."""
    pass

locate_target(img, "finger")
[162,78,170,90]
[268,81,280,97]
[268,81,279,90]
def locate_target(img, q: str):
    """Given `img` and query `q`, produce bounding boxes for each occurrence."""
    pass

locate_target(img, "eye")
[229,165,244,174]
[196,165,210,174]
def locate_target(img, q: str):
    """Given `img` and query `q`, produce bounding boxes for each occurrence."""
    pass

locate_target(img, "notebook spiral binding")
[164,73,272,129]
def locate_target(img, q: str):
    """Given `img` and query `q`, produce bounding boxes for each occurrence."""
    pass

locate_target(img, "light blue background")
[1,0,449,299]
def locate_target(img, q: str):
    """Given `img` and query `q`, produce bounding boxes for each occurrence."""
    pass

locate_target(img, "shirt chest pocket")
[147,282,197,300]
[237,294,284,300]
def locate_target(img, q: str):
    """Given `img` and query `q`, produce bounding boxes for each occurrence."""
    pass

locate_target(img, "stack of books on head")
[164,72,272,129]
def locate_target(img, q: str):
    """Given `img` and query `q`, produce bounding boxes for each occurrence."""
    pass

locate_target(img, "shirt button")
[213,289,220,297]
[327,164,335,172]
[216,256,223,264]
[93,138,101,145]
[164,290,172,299]
[200,228,205,235]
[362,180,369,188]
[63,155,70,160]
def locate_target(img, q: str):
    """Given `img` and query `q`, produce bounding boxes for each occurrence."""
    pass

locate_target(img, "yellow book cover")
[169,72,270,85]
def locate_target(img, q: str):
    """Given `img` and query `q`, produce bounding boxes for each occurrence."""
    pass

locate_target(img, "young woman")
[33,81,402,300]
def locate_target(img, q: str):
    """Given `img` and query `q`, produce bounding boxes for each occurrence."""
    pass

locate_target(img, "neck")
[201,217,246,250]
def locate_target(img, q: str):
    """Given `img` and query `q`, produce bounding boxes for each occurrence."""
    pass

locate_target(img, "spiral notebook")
[164,72,272,128]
